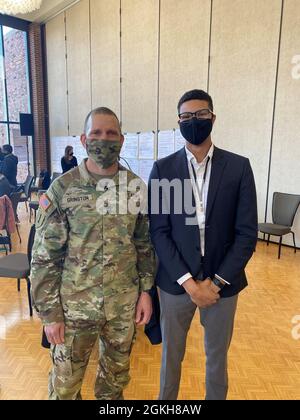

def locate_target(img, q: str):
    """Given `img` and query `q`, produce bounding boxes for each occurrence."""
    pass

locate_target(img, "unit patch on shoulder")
[39,193,52,211]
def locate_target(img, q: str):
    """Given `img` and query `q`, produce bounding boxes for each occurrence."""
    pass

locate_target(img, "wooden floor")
[0,206,300,400]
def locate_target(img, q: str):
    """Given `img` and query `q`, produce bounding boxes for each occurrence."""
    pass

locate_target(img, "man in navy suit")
[149,89,257,400]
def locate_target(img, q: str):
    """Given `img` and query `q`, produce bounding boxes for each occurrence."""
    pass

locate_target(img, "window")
[0,24,33,182]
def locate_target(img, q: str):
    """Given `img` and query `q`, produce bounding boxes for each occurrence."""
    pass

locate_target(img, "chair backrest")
[24,175,35,198]
[23,174,31,186]
[9,191,22,219]
[272,192,300,227]
[34,177,40,188]
[0,195,8,229]
[27,224,36,264]
[0,195,12,250]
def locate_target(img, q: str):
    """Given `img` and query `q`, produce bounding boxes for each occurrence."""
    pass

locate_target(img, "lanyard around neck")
[190,156,210,212]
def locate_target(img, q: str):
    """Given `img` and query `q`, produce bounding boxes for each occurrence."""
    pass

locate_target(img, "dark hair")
[177,89,214,114]
[84,107,121,134]
[64,145,73,160]
[2,144,13,154]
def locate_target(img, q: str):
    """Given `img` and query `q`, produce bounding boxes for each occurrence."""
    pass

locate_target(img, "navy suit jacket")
[148,146,258,298]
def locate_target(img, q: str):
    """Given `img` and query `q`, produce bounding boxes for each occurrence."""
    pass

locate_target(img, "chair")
[18,175,35,213]
[29,201,39,223]
[28,172,59,222]
[16,174,32,192]
[30,177,41,194]
[0,233,11,255]
[0,224,35,316]
[9,191,22,244]
[16,175,28,190]
[258,192,300,259]
[29,190,46,223]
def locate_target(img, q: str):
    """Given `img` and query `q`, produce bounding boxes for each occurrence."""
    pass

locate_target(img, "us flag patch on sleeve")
[39,194,52,211]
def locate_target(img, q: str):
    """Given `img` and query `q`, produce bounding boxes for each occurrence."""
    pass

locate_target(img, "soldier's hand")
[44,322,65,345]
[135,292,153,326]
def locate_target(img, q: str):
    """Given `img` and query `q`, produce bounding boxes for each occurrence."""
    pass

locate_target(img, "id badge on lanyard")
[190,157,210,229]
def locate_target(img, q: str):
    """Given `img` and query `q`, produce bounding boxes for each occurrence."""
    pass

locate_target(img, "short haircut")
[177,89,214,114]
[3,144,13,154]
[84,107,121,135]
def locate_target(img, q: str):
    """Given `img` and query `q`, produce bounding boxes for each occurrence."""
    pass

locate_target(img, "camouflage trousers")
[48,311,136,400]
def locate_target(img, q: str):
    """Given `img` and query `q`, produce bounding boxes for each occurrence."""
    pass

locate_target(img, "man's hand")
[135,292,153,326]
[183,278,219,308]
[44,322,65,345]
[210,280,221,294]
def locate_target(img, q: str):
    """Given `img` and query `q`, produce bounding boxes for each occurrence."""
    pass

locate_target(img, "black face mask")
[179,117,213,145]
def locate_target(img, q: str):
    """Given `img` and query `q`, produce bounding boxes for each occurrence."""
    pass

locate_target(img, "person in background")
[0,144,18,187]
[0,146,4,177]
[0,146,4,166]
[39,169,51,190]
[61,145,78,173]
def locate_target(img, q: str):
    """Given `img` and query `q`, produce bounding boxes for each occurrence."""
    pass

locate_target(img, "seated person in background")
[0,144,18,187]
[39,169,51,190]
[0,146,5,172]
[0,173,13,197]
[61,145,78,173]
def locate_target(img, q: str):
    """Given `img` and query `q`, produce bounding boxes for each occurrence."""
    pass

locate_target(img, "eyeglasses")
[178,108,214,122]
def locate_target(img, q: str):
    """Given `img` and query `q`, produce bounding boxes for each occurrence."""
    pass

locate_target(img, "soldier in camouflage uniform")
[30,107,155,400]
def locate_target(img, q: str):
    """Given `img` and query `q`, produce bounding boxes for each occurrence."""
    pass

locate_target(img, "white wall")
[267,0,300,245]
[46,12,68,137]
[209,0,282,224]
[45,0,300,247]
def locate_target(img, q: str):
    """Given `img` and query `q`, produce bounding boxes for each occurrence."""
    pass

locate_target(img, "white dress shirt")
[177,144,230,287]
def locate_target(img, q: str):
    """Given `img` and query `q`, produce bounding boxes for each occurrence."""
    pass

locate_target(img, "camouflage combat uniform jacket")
[30,159,155,325]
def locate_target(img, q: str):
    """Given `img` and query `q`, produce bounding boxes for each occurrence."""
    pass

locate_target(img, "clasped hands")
[183,278,220,308]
